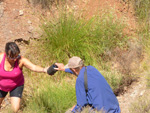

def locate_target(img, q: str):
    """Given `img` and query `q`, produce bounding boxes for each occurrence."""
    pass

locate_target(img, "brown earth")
[0,0,148,113]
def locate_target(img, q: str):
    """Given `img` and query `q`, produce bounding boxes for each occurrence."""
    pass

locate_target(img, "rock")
[0,2,4,17]
[28,26,34,33]
[28,20,32,24]
[9,30,12,33]
[19,10,24,16]
[140,90,145,96]
[124,86,127,91]
[32,32,42,39]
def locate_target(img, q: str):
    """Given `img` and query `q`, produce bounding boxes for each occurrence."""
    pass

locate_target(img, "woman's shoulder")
[18,55,27,68]
[0,53,5,58]
[0,52,4,55]
[19,56,27,62]
[18,55,24,62]
[18,55,29,64]
[0,53,5,63]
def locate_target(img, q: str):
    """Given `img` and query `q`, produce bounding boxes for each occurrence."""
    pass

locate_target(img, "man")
[55,56,121,113]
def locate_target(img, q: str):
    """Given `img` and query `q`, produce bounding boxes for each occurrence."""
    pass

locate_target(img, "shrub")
[40,11,128,68]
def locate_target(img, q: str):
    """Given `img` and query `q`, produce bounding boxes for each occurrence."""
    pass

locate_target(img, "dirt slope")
[0,0,41,54]
[0,0,147,113]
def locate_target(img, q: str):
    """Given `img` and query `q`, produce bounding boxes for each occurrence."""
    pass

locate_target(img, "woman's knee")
[11,97,21,113]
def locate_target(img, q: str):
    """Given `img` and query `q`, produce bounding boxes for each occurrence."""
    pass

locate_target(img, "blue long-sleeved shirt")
[65,66,121,113]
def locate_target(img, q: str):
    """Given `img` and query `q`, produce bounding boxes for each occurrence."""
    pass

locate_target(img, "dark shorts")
[0,85,24,98]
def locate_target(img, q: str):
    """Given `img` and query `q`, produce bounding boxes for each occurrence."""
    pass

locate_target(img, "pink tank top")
[0,53,24,92]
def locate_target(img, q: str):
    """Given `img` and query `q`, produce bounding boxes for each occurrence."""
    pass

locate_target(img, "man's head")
[65,56,84,75]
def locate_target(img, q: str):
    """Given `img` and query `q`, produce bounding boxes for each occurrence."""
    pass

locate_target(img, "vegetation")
[128,0,150,112]
[21,8,130,112]
[29,0,65,8]
[132,0,150,81]
[132,0,150,48]
[40,11,127,67]
[130,92,150,113]
[20,0,149,112]
[23,77,76,113]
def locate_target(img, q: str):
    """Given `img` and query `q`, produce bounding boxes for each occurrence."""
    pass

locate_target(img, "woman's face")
[7,54,20,62]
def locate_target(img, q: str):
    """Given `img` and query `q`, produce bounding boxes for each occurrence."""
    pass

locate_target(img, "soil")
[0,0,148,113]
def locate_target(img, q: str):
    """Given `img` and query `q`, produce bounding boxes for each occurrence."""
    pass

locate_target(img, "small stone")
[28,20,32,24]
[10,31,12,33]
[140,90,145,96]
[19,10,24,16]
[124,86,127,91]
[32,32,42,39]
[28,26,34,33]
[0,2,4,17]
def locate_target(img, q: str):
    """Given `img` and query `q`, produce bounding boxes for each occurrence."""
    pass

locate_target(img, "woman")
[0,42,48,112]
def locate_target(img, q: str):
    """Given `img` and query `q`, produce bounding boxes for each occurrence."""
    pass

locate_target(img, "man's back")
[76,66,120,113]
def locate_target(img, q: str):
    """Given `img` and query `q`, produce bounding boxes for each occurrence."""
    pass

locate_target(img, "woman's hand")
[54,63,65,71]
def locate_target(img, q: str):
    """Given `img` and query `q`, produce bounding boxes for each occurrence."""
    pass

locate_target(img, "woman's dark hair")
[5,42,20,57]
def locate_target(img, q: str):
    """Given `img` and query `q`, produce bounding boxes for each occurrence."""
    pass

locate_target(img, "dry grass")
[129,91,150,113]
[28,0,62,8]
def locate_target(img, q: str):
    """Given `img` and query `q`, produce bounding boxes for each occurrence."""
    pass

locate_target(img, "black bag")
[47,63,58,75]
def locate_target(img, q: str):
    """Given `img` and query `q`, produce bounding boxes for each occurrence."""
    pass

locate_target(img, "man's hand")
[54,63,65,71]
[71,105,76,111]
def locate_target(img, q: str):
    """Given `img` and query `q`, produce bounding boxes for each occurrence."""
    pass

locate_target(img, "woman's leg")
[10,85,24,113]
[0,97,5,108]
[10,97,21,113]
[0,90,8,109]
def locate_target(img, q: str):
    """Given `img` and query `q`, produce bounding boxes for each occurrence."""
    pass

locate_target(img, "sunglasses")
[8,55,20,60]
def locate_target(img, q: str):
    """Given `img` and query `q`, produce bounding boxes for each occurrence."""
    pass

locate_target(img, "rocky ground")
[0,0,149,113]
[0,0,42,54]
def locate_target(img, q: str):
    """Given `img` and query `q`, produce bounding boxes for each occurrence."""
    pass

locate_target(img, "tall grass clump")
[101,70,123,92]
[132,0,150,49]
[23,78,76,113]
[132,0,150,21]
[39,11,128,68]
